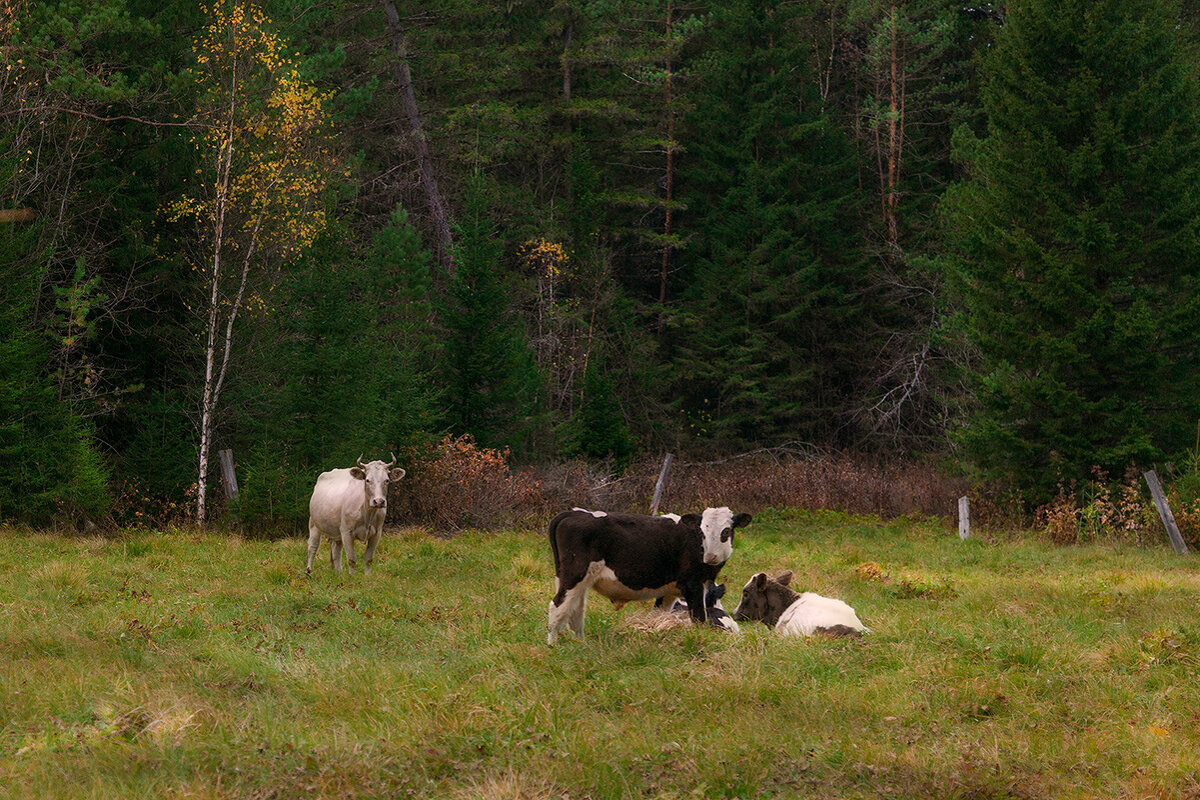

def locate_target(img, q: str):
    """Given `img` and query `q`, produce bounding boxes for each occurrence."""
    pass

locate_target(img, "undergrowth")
[97,436,1200,547]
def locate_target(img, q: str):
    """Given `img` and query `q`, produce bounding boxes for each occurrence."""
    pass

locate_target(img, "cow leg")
[341,530,357,574]
[330,538,342,571]
[363,528,381,575]
[547,561,606,644]
[548,585,589,644]
[548,576,579,645]
[306,521,321,574]
[570,590,589,636]
[681,582,708,624]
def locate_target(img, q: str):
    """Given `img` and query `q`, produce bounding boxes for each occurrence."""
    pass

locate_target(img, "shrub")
[530,447,966,523]
[400,435,546,532]
[1033,469,1159,546]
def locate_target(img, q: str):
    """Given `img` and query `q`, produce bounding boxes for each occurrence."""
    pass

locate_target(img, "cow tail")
[546,510,571,572]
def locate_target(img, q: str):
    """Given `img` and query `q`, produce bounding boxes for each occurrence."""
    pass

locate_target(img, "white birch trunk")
[197,75,239,524]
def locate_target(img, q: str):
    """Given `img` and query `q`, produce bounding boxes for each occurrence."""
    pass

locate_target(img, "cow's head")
[697,507,752,566]
[732,571,796,625]
[349,454,406,509]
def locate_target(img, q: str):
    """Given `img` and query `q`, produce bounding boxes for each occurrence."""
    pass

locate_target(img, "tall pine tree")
[942,0,1200,497]
[441,177,542,451]
[671,0,868,448]
[0,219,110,523]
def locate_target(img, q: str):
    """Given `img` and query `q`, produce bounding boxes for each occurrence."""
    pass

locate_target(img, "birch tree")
[167,1,337,523]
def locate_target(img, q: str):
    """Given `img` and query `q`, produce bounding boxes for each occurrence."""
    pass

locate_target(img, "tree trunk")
[382,1,454,275]
[883,1,905,259]
[197,110,236,524]
[659,0,675,315]
[562,16,573,104]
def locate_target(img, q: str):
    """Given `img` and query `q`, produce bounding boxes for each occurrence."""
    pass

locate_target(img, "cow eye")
[721,529,732,542]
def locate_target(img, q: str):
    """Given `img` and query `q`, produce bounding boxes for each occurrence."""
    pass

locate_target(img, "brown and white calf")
[306,455,406,575]
[732,571,868,637]
[546,507,752,644]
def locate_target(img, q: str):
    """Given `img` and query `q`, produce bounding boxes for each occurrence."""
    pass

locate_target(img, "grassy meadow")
[3,509,1200,799]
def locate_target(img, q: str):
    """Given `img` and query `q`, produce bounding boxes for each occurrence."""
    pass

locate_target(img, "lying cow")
[306,455,406,575]
[547,507,752,644]
[670,582,740,633]
[732,571,869,637]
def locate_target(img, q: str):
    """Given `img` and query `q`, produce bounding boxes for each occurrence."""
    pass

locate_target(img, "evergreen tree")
[671,0,868,448]
[837,0,997,446]
[942,0,1200,497]
[0,219,110,523]
[440,178,542,451]
[234,212,441,530]
[561,352,635,467]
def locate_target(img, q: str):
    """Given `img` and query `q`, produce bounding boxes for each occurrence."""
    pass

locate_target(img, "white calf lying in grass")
[732,571,869,637]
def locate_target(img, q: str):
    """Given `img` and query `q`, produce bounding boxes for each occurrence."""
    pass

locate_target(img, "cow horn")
[386,451,397,467]
[356,453,367,469]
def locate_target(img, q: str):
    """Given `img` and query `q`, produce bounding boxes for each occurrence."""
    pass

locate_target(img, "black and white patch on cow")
[732,571,868,637]
[670,582,740,633]
[698,507,750,566]
[546,507,752,644]
[306,455,406,575]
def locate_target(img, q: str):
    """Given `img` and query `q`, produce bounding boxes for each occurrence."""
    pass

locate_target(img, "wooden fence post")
[1144,470,1188,555]
[958,496,970,540]
[218,449,239,500]
[650,453,673,515]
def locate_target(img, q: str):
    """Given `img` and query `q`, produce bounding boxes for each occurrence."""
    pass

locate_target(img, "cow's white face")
[349,461,406,509]
[699,507,752,566]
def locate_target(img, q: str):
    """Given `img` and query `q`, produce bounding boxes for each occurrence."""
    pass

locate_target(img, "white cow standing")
[306,455,405,575]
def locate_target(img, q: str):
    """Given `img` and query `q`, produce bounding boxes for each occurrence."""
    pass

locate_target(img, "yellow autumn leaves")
[167,0,337,274]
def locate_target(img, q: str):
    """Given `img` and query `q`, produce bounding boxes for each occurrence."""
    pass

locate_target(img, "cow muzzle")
[704,554,721,566]
[370,498,387,508]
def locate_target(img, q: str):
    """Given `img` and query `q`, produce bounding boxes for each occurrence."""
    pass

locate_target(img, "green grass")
[3,509,1200,798]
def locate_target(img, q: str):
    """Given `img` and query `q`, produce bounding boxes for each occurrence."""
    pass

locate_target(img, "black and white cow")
[669,582,739,633]
[546,507,752,644]
[732,571,869,637]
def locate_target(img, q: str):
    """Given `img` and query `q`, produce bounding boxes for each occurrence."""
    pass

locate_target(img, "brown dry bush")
[1032,469,1161,546]
[653,451,964,520]
[533,447,966,522]
[392,438,1198,545]
[391,444,971,533]
[1164,490,1200,550]
[397,435,548,533]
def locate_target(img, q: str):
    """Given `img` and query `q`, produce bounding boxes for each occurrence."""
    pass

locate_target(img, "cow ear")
[680,513,701,526]
[777,570,794,585]
[753,573,768,590]
[733,512,752,528]
[349,467,366,480]
[389,468,406,481]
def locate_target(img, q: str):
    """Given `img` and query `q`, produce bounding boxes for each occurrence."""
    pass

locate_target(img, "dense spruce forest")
[5,0,1200,529]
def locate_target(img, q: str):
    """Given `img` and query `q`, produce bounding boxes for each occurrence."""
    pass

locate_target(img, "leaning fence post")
[1144,470,1188,555]
[650,453,673,515]
[958,496,970,540]
[219,448,239,500]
